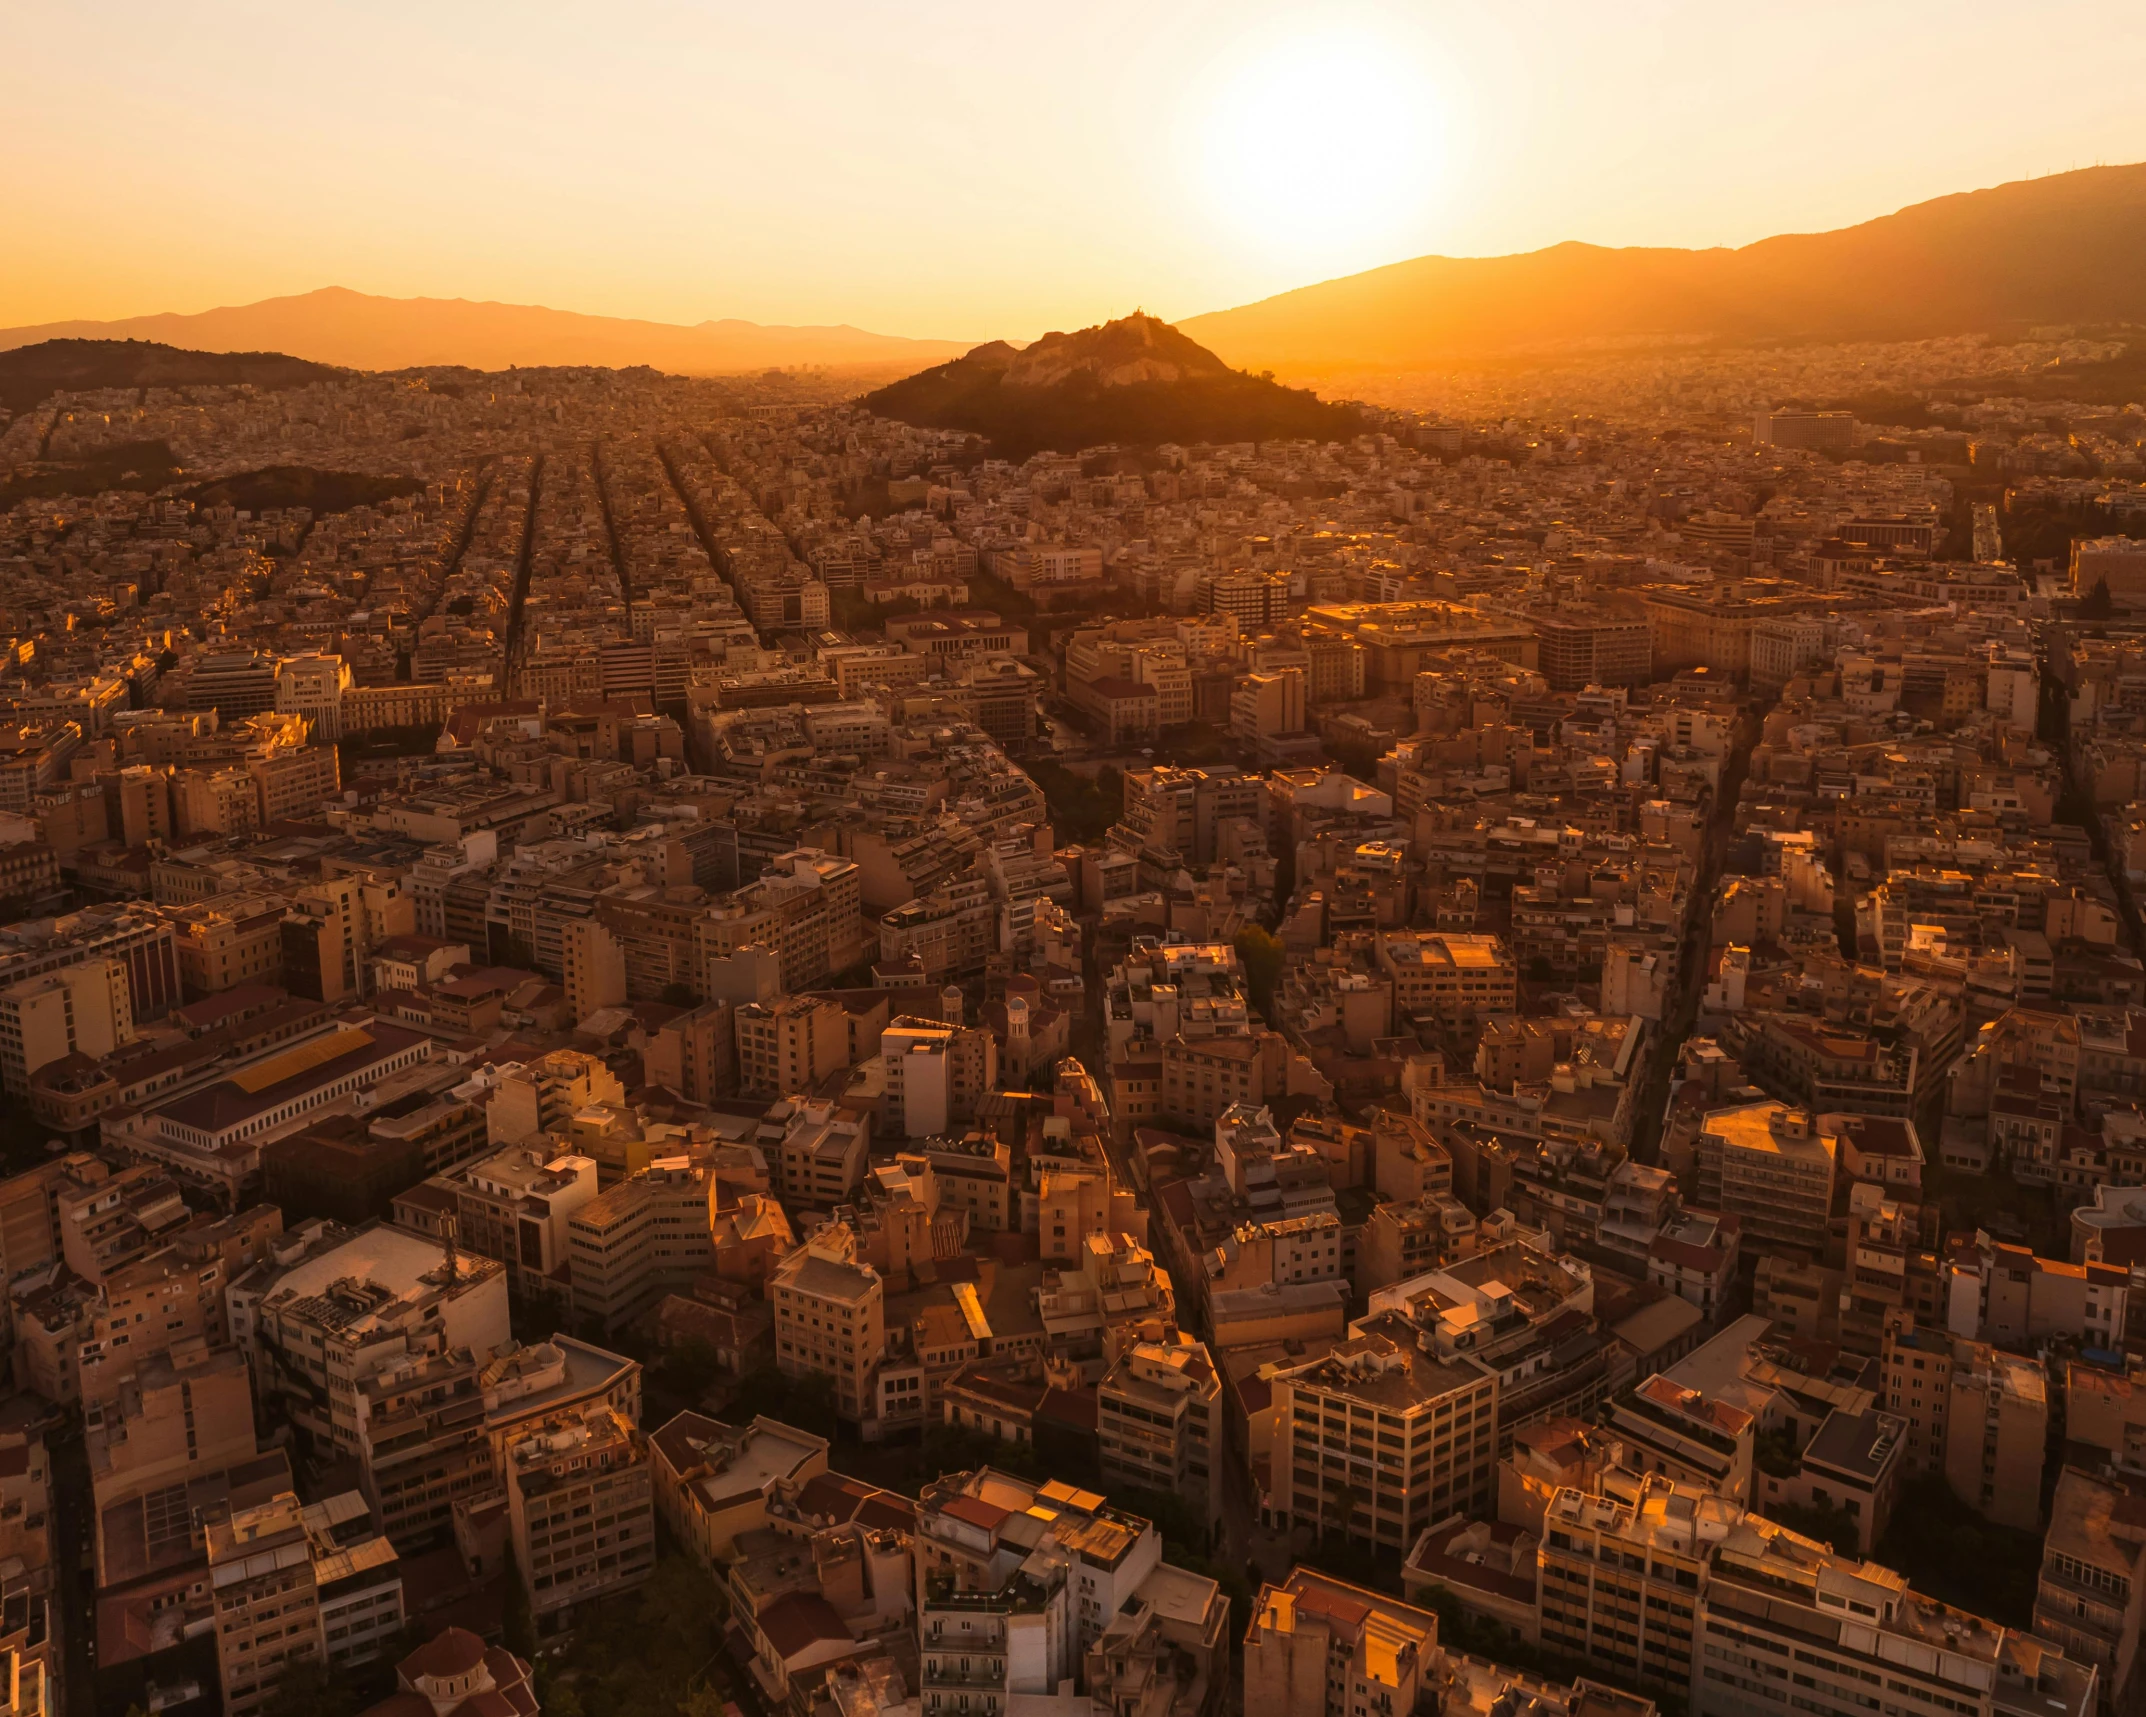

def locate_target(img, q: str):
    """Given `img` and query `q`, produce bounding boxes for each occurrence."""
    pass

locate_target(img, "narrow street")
[46,1426,91,1717]
[1628,695,1768,1164]
[499,452,546,677]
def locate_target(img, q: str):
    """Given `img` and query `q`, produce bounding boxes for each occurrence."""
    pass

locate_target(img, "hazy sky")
[9,0,2146,340]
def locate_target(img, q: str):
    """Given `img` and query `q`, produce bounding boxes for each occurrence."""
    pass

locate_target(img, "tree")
[2081,577,2116,619]
[1234,924,1286,1019]
[260,1656,359,1717]
[658,982,701,1007]
[679,1685,728,1717]
[656,1336,724,1403]
[535,1661,585,1717]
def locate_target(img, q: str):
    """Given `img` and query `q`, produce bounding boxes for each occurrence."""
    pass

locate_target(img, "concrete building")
[649,1411,830,1566]
[1539,1471,1737,1693]
[736,995,851,1100]
[1267,1311,1499,1550]
[502,1401,655,1626]
[565,1158,719,1333]
[274,653,352,740]
[1243,1568,1440,1717]
[1699,1101,1836,1258]
[2033,1468,2146,1715]
[762,1097,870,1212]
[1938,1339,2050,1531]
[1373,932,1517,1024]
[1698,1510,2098,1717]
[770,1225,887,1425]
[881,1015,997,1139]
[1097,1332,1224,1525]
[0,957,132,1096]
[1605,1374,1756,1504]
[229,1220,510,1455]
[206,1489,403,1717]
[394,1143,598,1299]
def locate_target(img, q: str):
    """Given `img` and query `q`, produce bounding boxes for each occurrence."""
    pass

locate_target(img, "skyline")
[9,2,2146,345]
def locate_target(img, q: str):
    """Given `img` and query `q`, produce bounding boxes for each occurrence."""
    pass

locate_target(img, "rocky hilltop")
[862,313,1360,458]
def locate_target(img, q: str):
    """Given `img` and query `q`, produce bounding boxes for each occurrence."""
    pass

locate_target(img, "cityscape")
[6,10,2146,1717]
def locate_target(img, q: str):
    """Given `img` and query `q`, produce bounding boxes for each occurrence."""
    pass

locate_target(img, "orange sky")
[8,0,2146,340]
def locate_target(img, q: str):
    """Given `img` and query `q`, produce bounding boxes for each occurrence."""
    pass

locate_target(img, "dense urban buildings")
[3,322,2145,1717]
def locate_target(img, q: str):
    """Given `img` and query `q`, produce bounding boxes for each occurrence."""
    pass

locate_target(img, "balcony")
[924,1665,1007,1689]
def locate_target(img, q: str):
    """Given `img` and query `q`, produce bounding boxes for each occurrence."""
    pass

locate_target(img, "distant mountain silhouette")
[863,313,1360,457]
[0,338,341,414]
[0,287,972,378]
[1181,164,2146,374]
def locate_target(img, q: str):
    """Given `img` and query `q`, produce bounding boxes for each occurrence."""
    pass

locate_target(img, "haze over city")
[13,11,2146,1717]
[11,0,2146,339]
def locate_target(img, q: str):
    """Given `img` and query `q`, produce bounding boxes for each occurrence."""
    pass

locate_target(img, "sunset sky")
[9,0,2146,341]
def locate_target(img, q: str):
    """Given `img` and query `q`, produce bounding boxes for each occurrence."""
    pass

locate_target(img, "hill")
[0,338,341,414]
[0,440,184,508]
[180,467,424,517]
[0,287,973,379]
[862,313,1360,458]
[1180,164,2146,375]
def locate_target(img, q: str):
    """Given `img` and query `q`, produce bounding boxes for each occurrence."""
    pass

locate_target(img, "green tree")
[535,1661,585,1717]
[260,1656,360,1717]
[1234,924,1286,1019]
[658,981,701,1007]
[656,1336,724,1403]
[2081,577,2116,619]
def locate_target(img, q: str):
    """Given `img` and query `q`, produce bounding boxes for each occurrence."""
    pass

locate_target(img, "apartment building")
[1532,607,1654,690]
[1699,1510,2097,1717]
[1097,1333,1224,1525]
[206,1490,404,1717]
[1698,1101,1837,1258]
[479,1048,625,1148]
[736,994,850,1099]
[1606,1375,1756,1504]
[1538,1472,1737,1693]
[0,957,132,1096]
[649,1411,830,1566]
[917,1133,1014,1232]
[565,1158,718,1334]
[228,1221,510,1454]
[396,1144,598,1298]
[354,1342,502,1552]
[503,1403,656,1626]
[1268,1311,1499,1550]
[1373,931,1518,1024]
[355,1335,640,1554]
[912,1468,1222,1717]
[2033,1468,2146,1716]
[1243,1569,1440,1717]
[167,895,288,998]
[1874,1318,2048,1531]
[770,1225,888,1423]
[882,1016,998,1138]
[761,1096,870,1211]
[746,848,865,991]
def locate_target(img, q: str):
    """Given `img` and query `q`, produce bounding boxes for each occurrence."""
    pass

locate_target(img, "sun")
[1187,25,1451,274]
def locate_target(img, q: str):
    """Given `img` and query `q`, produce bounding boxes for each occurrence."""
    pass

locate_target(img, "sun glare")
[1187,25,1451,275]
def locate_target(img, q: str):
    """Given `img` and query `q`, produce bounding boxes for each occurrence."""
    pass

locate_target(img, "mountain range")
[0,286,969,377]
[861,314,1359,458]
[1182,164,2146,375]
[7,165,2146,391]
